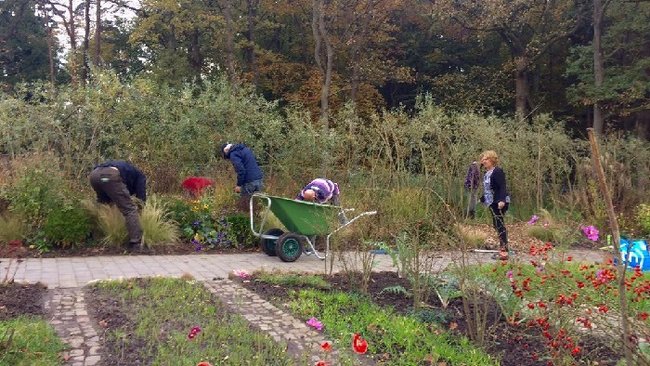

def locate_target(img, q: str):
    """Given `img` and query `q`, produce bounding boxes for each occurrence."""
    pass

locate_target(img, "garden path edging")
[44,288,102,366]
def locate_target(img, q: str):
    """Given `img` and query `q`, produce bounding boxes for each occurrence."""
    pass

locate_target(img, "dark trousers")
[489,203,509,251]
[89,167,142,245]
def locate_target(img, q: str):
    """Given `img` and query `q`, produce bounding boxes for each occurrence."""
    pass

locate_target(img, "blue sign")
[619,238,650,272]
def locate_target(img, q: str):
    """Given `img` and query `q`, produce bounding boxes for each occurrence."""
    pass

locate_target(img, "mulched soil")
[241,271,620,366]
[0,281,47,321]
[0,241,259,259]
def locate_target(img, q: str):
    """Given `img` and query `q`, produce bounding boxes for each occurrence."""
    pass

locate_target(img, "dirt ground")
[0,282,47,321]
[241,271,619,366]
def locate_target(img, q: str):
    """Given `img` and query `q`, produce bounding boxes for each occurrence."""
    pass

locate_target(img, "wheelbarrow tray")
[264,195,340,236]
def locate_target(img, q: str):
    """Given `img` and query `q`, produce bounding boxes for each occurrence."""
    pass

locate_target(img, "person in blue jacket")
[89,160,146,249]
[220,143,264,196]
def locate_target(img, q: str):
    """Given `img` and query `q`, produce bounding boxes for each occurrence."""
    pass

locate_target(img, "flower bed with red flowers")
[240,252,649,366]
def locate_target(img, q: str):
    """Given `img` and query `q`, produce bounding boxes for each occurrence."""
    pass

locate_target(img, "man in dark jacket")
[89,160,146,249]
[221,143,264,196]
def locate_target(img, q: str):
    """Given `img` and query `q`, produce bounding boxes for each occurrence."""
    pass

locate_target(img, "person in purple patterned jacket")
[296,178,341,205]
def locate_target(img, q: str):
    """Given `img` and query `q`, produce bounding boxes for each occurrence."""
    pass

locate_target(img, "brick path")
[1,249,606,365]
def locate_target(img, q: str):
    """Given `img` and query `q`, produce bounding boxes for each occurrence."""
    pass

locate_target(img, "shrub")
[224,213,256,249]
[0,213,25,244]
[2,154,67,229]
[636,203,650,236]
[526,226,560,243]
[42,203,92,248]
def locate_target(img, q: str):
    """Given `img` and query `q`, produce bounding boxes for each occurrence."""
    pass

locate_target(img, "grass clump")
[92,278,295,365]
[0,316,65,366]
[454,223,487,248]
[139,196,179,247]
[287,289,497,366]
[0,214,25,244]
[255,271,331,290]
[95,205,128,247]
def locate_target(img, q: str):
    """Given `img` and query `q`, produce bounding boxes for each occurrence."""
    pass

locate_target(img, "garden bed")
[239,270,625,366]
[0,282,65,365]
[0,282,47,320]
[0,241,259,259]
[85,277,296,365]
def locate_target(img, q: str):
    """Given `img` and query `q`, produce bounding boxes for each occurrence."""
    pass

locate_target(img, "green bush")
[42,204,92,248]
[2,156,67,228]
[0,213,26,244]
[224,213,256,249]
[636,203,650,236]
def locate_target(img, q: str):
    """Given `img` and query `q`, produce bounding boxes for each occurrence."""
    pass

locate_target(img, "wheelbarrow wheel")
[261,228,284,256]
[276,233,304,262]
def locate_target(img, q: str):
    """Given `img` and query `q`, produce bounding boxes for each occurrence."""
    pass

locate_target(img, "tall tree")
[312,0,334,124]
[434,0,586,119]
[566,0,650,138]
[0,0,53,89]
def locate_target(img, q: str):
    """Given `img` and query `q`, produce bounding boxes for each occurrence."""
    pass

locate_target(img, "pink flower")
[527,215,539,225]
[233,269,251,279]
[306,317,323,331]
[581,225,599,241]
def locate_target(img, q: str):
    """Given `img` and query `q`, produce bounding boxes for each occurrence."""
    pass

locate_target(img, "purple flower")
[581,225,599,241]
[506,270,514,282]
[306,317,323,331]
[192,220,202,228]
[527,215,539,225]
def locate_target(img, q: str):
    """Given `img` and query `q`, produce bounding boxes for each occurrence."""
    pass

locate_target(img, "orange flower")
[352,333,368,354]
[197,362,213,366]
[320,340,333,352]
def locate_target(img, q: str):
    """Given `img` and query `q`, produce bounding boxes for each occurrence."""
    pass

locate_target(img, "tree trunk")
[94,0,101,66]
[82,0,90,81]
[246,0,259,88]
[514,56,531,120]
[592,0,605,136]
[46,21,56,85]
[189,28,202,80]
[312,0,333,126]
[220,0,237,85]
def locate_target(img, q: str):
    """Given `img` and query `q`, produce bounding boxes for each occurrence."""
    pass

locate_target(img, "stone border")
[45,288,102,366]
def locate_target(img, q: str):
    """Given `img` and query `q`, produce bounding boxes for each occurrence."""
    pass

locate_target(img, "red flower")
[638,312,648,321]
[181,177,214,197]
[567,256,573,262]
[188,326,202,340]
[314,361,330,366]
[320,341,333,352]
[571,346,581,356]
[598,305,609,313]
[352,333,368,354]
[197,362,213,366]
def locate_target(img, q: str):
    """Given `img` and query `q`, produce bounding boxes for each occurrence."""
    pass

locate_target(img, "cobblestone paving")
[44,288,101,366]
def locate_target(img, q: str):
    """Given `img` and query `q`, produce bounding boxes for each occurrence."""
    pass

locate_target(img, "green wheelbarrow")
[249,193,377,262]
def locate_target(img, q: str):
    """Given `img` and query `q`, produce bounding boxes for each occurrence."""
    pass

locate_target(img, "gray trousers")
[89,167,142,244]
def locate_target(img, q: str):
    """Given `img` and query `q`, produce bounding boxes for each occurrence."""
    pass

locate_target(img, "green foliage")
[42,204,92,248]
[92,278,295,365]
[96,205,128,247]
[255,272,331,290]
[0,213,26,244]
[636,203,650,236]
[2,155,68,229]
[287,289,497,366]
[526,226,561,243]
[224,214,256,249]
[140,196,180,248]
[379,285,411,297]
[0,316,65,366]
